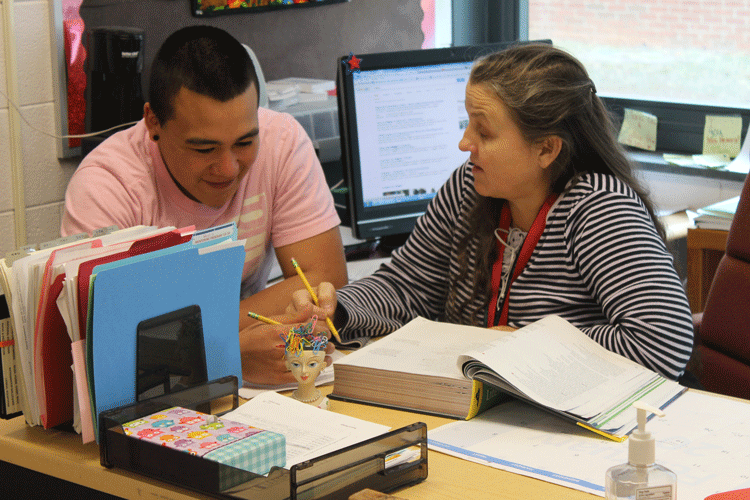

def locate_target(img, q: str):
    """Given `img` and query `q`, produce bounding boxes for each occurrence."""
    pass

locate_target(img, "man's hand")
[240,304,335,386]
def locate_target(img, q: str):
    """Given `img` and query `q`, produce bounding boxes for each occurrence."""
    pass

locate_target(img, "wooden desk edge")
[3,388,746,499]
[0,386,602,500]
[686,227,729,313]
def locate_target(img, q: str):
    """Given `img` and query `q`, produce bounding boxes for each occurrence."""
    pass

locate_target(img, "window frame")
[453,0,750,181]
[451,0,528,46]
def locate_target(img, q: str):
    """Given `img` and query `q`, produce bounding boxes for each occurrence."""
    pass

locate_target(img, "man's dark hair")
[148,25,258,123]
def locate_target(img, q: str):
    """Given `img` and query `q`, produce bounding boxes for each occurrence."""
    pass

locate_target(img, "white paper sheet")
[428,391,750,499]
[224,391,389,467]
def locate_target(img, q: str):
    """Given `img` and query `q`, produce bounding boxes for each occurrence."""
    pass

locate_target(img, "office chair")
[243,44,269,108]
[691,171,750,400]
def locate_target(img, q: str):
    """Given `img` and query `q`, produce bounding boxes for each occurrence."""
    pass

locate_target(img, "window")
[527,1,750,154]
[423,0,750,107]
[420,1,749,155]
[528,0,750,107]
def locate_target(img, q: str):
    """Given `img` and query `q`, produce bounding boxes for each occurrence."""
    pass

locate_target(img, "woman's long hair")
[444,43,664,326]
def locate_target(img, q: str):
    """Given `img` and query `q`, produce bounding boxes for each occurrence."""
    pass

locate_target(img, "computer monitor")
[337,41,549,243]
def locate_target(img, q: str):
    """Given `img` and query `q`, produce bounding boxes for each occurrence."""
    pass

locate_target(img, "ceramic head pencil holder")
[280,316,329,406]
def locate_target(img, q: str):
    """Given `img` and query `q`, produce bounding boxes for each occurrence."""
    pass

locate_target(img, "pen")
[247,311,282,325]
[291,257,342,343]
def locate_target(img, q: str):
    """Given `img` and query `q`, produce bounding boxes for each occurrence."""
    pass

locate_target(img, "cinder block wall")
[1,1,78,256]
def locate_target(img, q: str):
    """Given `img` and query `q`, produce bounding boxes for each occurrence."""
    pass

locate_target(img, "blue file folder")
[88,242,245,437]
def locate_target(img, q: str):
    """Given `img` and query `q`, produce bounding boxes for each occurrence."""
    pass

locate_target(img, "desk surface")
[0,386,600,500]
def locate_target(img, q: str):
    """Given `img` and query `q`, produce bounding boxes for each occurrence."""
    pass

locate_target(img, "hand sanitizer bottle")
[605,401,677,500]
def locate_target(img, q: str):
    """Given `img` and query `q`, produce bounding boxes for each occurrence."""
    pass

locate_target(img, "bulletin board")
[192,0,348,18]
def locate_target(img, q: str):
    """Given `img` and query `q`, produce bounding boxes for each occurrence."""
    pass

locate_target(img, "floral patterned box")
[122,406,285,477]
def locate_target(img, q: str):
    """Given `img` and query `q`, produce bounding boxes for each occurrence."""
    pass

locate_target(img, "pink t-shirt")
[61,108,340,295]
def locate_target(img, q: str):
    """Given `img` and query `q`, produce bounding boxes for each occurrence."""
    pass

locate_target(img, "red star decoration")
[346,53,362,72]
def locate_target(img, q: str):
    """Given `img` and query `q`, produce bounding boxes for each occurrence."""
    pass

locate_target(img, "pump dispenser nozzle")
[628,401,665,466]
[605,401,677,499]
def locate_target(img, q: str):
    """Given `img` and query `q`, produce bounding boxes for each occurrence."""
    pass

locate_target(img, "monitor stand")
[377,233,410,255]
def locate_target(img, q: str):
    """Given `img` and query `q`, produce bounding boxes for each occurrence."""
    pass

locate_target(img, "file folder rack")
[99,377,428,500]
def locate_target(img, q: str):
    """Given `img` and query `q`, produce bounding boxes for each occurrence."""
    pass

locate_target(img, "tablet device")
[136,305,208,401]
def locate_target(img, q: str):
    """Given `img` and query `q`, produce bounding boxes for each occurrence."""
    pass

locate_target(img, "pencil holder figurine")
[280,316,329,409]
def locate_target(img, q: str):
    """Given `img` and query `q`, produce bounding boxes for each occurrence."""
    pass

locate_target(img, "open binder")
[99,377,428,500]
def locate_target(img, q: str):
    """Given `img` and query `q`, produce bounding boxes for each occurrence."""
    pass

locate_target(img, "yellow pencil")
[291,257,342,343]
[576,422,628,443]
[247,311,282,325]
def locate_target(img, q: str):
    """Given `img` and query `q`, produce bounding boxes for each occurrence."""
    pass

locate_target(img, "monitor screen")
[337,41,549,242]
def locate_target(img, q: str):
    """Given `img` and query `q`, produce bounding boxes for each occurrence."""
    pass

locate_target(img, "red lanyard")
[487,193,558,327]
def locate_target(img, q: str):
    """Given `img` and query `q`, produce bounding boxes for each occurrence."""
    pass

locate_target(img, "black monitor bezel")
[336,41,551,241]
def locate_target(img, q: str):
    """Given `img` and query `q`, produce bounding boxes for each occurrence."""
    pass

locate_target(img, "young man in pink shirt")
[61,26,347,385]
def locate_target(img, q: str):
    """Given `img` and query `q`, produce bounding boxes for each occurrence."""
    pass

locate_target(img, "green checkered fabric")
[206,430,285,488]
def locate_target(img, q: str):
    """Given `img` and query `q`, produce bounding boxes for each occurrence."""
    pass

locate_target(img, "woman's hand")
[286,281,338,328]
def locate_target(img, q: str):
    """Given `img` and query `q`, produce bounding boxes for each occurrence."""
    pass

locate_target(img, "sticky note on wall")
[618,109,657,151]
[703,115,742,157]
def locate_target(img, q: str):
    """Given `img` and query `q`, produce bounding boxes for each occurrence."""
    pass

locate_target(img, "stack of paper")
[694,196,739,231]
[0,222,245,443]
[266,77,335,108]
[266,81,300,109]
[224,391,389,468]
[1,293,21,418]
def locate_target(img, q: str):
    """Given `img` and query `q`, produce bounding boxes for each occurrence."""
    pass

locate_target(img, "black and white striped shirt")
[337,162,694,380]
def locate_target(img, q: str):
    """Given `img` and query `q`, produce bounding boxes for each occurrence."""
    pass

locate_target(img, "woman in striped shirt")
[291,44,694,380]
